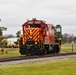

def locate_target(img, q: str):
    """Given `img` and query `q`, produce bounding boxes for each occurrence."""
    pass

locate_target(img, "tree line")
[0,28,21,48]
[62,33,76,43]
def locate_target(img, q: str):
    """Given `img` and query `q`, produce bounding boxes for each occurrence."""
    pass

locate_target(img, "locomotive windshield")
[28,24,34,28]
[56,28,61,32]
[35,24,41,28]
[28,24,41,28]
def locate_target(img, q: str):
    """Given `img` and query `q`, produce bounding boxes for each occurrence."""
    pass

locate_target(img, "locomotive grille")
[23,28,41,43]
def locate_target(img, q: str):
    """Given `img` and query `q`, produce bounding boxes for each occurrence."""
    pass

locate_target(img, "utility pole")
[71,41,74,52]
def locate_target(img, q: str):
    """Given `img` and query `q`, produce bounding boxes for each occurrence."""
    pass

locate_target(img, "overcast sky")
[0,0,76,36]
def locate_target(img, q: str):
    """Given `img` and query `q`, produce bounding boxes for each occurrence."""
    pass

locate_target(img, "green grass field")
[0,43,76,75]
[0,48,20,58]
[0,58,76,75]
[61,43,76,52]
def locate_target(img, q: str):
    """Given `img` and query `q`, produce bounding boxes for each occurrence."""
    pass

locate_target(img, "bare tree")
[62,33,75,43]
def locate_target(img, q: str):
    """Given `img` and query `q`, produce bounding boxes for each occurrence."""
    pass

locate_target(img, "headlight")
[35,42,37,44]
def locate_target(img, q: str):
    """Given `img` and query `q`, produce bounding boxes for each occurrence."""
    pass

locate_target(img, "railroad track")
[0,52,76,62]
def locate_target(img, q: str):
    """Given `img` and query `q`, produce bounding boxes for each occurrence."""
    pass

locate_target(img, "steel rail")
[0,52,76,62]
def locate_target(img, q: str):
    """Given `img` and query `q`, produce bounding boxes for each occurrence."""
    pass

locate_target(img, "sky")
[0,0,76,36]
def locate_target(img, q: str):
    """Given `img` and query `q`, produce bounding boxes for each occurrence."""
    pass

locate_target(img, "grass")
[0,43,76,75]
[61,43,76,52]
[0,48,20,58]
[0,58,76,75]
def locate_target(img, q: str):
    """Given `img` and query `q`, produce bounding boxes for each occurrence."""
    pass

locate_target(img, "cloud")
[0,0,76,35]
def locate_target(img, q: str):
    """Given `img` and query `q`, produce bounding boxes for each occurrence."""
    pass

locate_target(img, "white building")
[6,37,18,45]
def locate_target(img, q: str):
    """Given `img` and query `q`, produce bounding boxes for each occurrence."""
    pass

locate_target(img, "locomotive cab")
[55,25,62,48]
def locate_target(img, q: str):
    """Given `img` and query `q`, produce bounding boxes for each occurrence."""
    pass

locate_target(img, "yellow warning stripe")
[33,31,40,42]
[23,28,42,43]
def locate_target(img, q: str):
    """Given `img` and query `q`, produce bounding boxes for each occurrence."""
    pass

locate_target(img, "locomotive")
[19,18,62,55]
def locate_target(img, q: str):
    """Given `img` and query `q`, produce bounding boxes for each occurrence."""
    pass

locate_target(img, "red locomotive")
[19,18,62,55]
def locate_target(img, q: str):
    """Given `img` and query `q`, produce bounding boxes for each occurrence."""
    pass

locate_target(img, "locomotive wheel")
[19,45,27,55]
[42,47,47,54]
[53,45,60,53]
[56,48,60,53]
[44,49,47,54]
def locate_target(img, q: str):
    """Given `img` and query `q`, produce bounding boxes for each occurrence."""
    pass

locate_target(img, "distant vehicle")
[19,18,62,55]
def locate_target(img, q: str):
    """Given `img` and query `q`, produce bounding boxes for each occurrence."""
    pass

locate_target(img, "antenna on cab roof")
[32,18,36,20]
